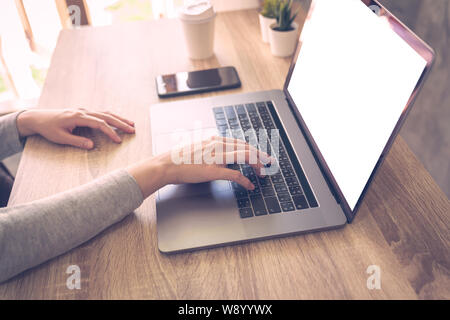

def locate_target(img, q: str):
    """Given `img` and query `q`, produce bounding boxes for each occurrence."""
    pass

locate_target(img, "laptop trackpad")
[158,180,231,201]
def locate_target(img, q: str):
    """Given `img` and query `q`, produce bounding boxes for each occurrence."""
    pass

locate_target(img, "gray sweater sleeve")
[0,112,144,282]
[0,111,26,160]
[0,169,144,282]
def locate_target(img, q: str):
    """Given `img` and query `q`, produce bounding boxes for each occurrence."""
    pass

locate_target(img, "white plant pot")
[259,14,276,43]
[268,22,299,57]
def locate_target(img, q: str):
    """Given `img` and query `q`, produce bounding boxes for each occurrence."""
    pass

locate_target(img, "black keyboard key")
[215,119,227,126]
[289,186,303,195]
[292,195,309,210]
[280,201,295,212]
[258,107,268,114]
[285,177,299,187]
[224,105,234,112]
[239,119,250,126]
[274,183,288,193]
[250,196,267,216]
[237,198,251,208]
[282,169,295,178]
[307,196,319,208]
[236,105,246,114]
[234,190,248,199]
[242,166,255,176]
[239,208,253,218]
[262,186,275,197]
[257,176,271,187]
[245,103,256,113]
[213,107,223,113]
[260,111,270,118]
[215,112,225,120]
[279,154,289,162]
[225,106,236,119]
[239,118,249,126]
[248,187,261,196]
[277,193,291,203]
[280,163,293,171]
[270,174,284,184]
[251,121,262,129]
[264,197,281,214]
[263,120,275,130]
[283,171,296,178]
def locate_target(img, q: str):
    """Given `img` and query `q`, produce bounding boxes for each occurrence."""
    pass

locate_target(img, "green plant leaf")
[271,0,297,31]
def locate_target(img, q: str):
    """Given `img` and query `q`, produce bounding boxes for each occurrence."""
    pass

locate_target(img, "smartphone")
[156,66,241,98]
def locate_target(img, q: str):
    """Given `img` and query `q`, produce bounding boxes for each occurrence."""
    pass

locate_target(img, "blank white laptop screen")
[287,0,427,210]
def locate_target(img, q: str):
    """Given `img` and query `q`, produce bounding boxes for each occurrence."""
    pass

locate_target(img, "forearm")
[0,169,143,283]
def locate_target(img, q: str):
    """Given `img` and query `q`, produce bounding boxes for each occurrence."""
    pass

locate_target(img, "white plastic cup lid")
[179,0,215,23]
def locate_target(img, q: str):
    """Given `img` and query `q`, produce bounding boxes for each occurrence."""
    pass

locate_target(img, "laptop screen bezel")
[283,0,435,222]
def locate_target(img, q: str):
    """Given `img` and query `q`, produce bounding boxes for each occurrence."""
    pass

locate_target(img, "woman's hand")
[127,136,273,198]
[16,109,135,149]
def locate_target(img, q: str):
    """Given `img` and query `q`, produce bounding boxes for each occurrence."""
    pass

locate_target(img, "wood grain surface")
[0,9,448,299]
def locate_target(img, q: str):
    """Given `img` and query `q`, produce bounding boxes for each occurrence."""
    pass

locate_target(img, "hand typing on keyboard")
[212,101,318,218]
[127,136,273,198]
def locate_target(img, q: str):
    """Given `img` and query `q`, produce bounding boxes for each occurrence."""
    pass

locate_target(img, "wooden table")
[1,9,449,300]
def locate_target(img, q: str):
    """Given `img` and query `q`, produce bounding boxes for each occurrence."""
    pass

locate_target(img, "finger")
[87,111,135,133]
[213,135,260,150]
[101,111,135,127]
[211,136,273,163]
[73,116,122,143]
[214,167,255,190]
[209,141,272,167]
[221,150,266,176]
[223,142,272,163]
[58,131,94,149]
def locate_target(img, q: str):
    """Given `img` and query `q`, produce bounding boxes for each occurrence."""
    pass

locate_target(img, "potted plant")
[259,0,279,43]
[268,0,299,57]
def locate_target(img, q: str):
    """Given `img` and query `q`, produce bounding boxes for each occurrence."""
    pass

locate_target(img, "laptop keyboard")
[213,101,318,219]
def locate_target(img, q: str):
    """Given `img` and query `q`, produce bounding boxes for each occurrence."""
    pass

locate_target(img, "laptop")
[150,0,435,253]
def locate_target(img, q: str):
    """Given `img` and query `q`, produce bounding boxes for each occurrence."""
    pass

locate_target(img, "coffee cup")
[179,0,216,60]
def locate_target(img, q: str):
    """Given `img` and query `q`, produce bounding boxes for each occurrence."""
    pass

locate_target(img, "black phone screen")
[156,66,241,98]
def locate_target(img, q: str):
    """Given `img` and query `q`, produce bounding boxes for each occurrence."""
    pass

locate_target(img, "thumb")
[59,131,94,149]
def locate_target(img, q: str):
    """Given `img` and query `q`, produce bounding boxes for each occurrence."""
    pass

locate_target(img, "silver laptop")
[150,0,434,253]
